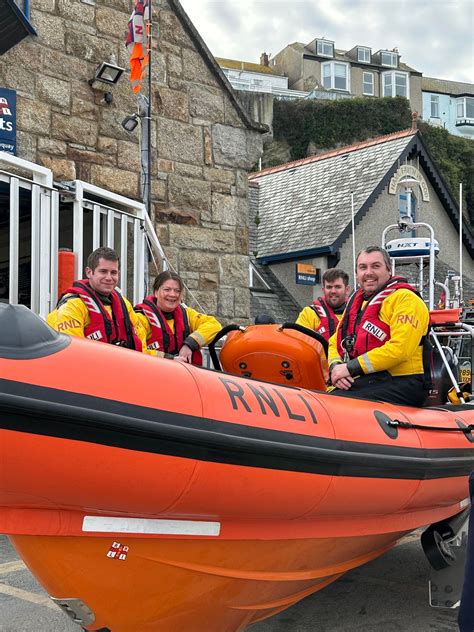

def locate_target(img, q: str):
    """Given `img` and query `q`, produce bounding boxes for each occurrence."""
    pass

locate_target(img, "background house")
[422,77,474,139]
[270,39,422,114]
[249,127,474,313]
[215,55,308,132]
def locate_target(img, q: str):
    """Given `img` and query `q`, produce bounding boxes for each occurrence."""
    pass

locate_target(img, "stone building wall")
[0,0,264,323]
[234,92,274,136]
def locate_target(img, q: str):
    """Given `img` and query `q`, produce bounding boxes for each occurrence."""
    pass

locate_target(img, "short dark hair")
[86,247,119,272]
[356,246,391,272]
[323,268,349,286]
[152,270,183,293]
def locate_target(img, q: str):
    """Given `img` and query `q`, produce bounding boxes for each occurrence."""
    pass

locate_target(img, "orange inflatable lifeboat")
[1,304,473,632]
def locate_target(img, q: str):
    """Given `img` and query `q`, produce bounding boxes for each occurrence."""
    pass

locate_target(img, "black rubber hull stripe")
[1,379,474,480]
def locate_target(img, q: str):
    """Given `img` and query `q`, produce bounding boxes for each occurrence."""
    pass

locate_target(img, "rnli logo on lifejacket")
[362,321,387,341]
[147,340,161,351]
[318,326,327,335]
[143,308,162,329]
[88,330,103,341]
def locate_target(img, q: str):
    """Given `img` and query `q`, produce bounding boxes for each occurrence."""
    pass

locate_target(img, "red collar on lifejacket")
[63,280,142,350]
[336,276,415,359]
[310,297,342,340]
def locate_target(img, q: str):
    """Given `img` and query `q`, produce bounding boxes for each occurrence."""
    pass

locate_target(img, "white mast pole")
[459,182,463,299]
[351,192,356,287]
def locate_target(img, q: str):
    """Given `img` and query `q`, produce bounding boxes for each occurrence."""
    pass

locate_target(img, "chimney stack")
[260,52,269,66]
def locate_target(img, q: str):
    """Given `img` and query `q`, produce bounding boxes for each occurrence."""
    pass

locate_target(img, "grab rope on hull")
[389,419,474,434]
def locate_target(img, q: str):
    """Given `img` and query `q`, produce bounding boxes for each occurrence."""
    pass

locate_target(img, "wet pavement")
[0,532,459,631]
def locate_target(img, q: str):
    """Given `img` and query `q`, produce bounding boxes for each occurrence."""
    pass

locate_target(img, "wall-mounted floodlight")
[89,57,125,88]
[121,113,140,133]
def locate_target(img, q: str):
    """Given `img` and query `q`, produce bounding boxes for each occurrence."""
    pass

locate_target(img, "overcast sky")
[179,0,474,84]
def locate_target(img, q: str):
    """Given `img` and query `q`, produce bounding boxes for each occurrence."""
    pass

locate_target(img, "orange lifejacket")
[135,297,203,366]
[336,276,416,359]
[59,280,143,351]
[311,298,341,341]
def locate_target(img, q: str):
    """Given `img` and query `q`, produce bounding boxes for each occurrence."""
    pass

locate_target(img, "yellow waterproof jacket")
[47,294,151,355]
[328,288,429,377]
[135,305,221,351]
[296,306,342,332]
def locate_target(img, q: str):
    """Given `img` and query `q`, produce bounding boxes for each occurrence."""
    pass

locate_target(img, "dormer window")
[317,39,334,57]
[380,51,398,67]
[357,47,371,63]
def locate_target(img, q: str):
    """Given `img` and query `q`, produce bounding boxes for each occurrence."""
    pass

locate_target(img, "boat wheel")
[421,527,457,570]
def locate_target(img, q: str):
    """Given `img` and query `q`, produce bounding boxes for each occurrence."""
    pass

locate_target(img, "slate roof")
[216,57,281,76]
[249,129,418,261]
[422,77,474,97]
[249,181,302,322]
[287,42,419,73]
[250,129,474,263]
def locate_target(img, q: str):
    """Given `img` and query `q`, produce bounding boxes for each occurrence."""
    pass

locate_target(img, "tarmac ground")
[0,532,460,632]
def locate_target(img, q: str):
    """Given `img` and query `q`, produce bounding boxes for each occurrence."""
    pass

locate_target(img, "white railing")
[0,152,165,318]
[70,180,165,305]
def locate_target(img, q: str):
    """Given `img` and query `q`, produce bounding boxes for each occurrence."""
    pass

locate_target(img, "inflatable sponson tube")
[0,303,70,360]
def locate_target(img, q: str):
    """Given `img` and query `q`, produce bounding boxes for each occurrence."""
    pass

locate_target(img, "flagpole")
[146,0,152,220]
[459,182,463,301]
[351,191,356,288]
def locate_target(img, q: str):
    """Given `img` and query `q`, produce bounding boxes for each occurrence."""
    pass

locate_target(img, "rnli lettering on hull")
[220,378,318,424]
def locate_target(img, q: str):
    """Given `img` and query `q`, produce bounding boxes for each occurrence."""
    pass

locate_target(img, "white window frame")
[362,71,374,95]
[316,39,334,58]
[456,97,474,120]
[357,47,371,63]
[382,71,409,99]
[380,51,398,67]
[430,95,439,118]
[321,61,350,91]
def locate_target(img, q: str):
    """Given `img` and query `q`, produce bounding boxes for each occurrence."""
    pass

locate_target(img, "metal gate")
[0,151,165,319]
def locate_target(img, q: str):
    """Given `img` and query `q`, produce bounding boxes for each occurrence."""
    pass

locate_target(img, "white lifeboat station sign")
[388,165,430,202]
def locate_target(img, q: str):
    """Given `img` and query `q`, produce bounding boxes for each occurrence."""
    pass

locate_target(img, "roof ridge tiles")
[249,128,416,179]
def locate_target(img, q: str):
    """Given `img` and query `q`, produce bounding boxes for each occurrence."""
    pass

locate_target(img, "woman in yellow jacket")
[134,271,221,365]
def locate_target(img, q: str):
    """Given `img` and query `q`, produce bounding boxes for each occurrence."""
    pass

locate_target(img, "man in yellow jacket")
[328,246,430,407]
[47,247,149,353]
[296,268,349,341]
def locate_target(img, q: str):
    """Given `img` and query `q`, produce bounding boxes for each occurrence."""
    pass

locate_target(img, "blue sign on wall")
[296,263,320,285]
[0,87,17,155]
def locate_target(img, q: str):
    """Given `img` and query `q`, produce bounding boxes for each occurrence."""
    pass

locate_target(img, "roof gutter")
[257,246,334,265]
